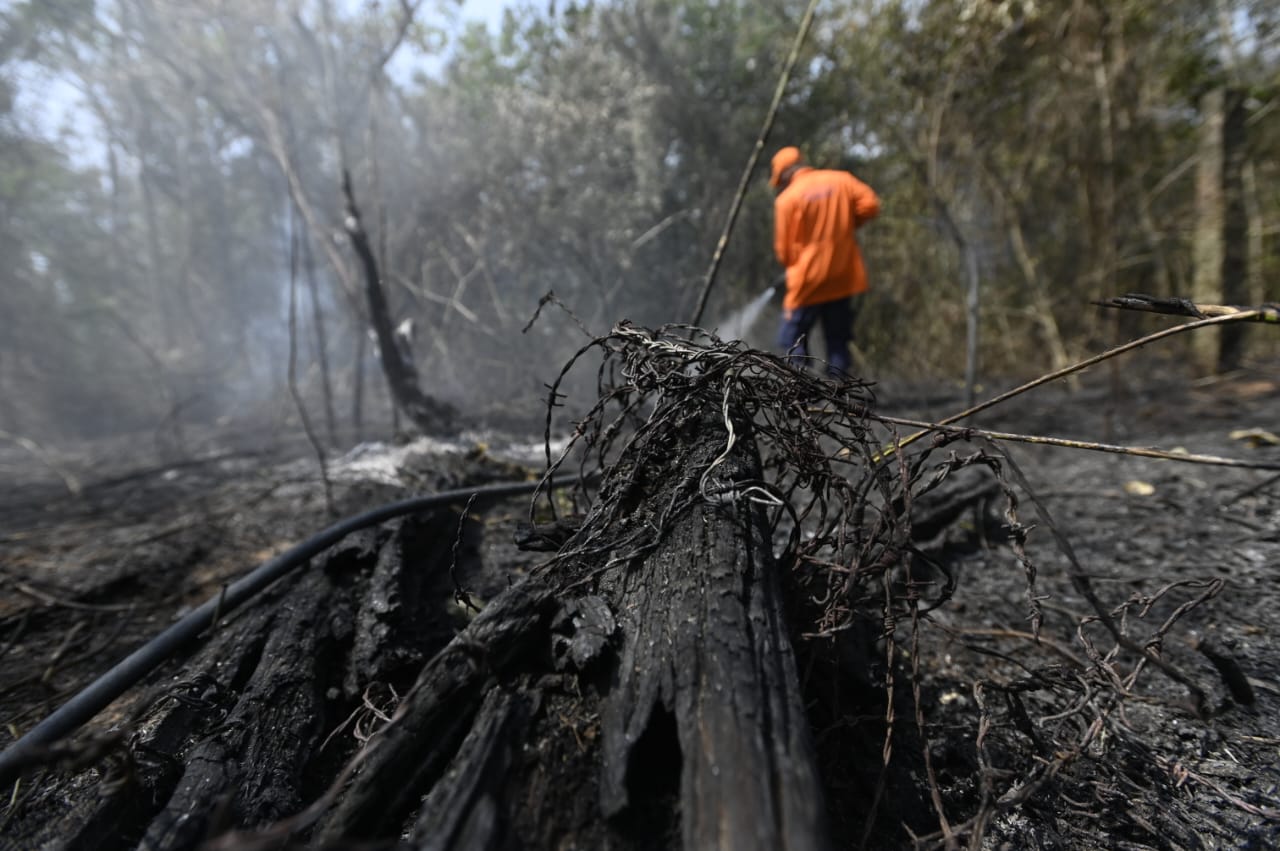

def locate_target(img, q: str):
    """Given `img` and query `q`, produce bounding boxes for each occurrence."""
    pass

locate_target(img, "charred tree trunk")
[342,170,456,435]
[594,458,828,849]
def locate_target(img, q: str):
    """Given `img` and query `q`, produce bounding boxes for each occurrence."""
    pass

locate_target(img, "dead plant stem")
[876,415,1280,472]
[886,311,1264,458]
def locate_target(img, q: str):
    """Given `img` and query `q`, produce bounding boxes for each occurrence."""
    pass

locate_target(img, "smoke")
[1,0,789,458]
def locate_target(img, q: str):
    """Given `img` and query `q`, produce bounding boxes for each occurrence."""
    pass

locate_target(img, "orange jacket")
[774,167,880,312]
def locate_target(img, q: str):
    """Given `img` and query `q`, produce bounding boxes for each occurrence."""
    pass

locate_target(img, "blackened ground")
[1,365,1278,849]
[843,364,1280,849]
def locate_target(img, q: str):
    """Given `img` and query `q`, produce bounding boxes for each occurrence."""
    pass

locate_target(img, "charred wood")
[342,170,455,435]
[3,386,1020,849]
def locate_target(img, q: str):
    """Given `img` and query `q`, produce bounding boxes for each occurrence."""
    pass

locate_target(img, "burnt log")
[595,469,827,850]
[310,409,829,848]
[6,409,836,849]
[0,512,467,850]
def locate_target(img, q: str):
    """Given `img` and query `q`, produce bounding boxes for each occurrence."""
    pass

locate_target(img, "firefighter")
[770,145,880,377]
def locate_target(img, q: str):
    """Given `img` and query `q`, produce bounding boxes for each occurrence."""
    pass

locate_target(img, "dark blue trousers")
[777,296,860,377]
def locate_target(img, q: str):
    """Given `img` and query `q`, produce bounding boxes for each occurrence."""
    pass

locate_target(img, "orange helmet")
[769,146,803,187]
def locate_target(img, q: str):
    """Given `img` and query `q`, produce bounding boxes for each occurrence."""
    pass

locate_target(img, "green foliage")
[2,0,1279,442]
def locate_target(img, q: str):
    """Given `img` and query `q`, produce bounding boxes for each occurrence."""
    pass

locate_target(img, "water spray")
[715,285,778,342]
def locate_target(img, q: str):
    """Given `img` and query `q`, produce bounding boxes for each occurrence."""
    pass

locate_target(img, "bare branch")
[1094,292,1280,321]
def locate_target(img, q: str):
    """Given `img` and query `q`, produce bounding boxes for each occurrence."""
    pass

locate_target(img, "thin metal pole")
[688,0,822,328]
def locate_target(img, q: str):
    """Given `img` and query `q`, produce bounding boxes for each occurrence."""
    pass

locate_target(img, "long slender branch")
[884,310,1265,458]
[688,0,821,327]
[1094,293,1280,321]
[875,415,1280,472]
[287,205,336,516]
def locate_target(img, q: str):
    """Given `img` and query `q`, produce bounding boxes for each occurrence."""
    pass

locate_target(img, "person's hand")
[770,274,786,303]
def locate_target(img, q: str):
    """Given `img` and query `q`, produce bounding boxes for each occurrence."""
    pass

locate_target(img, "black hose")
[0,477,551,787]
